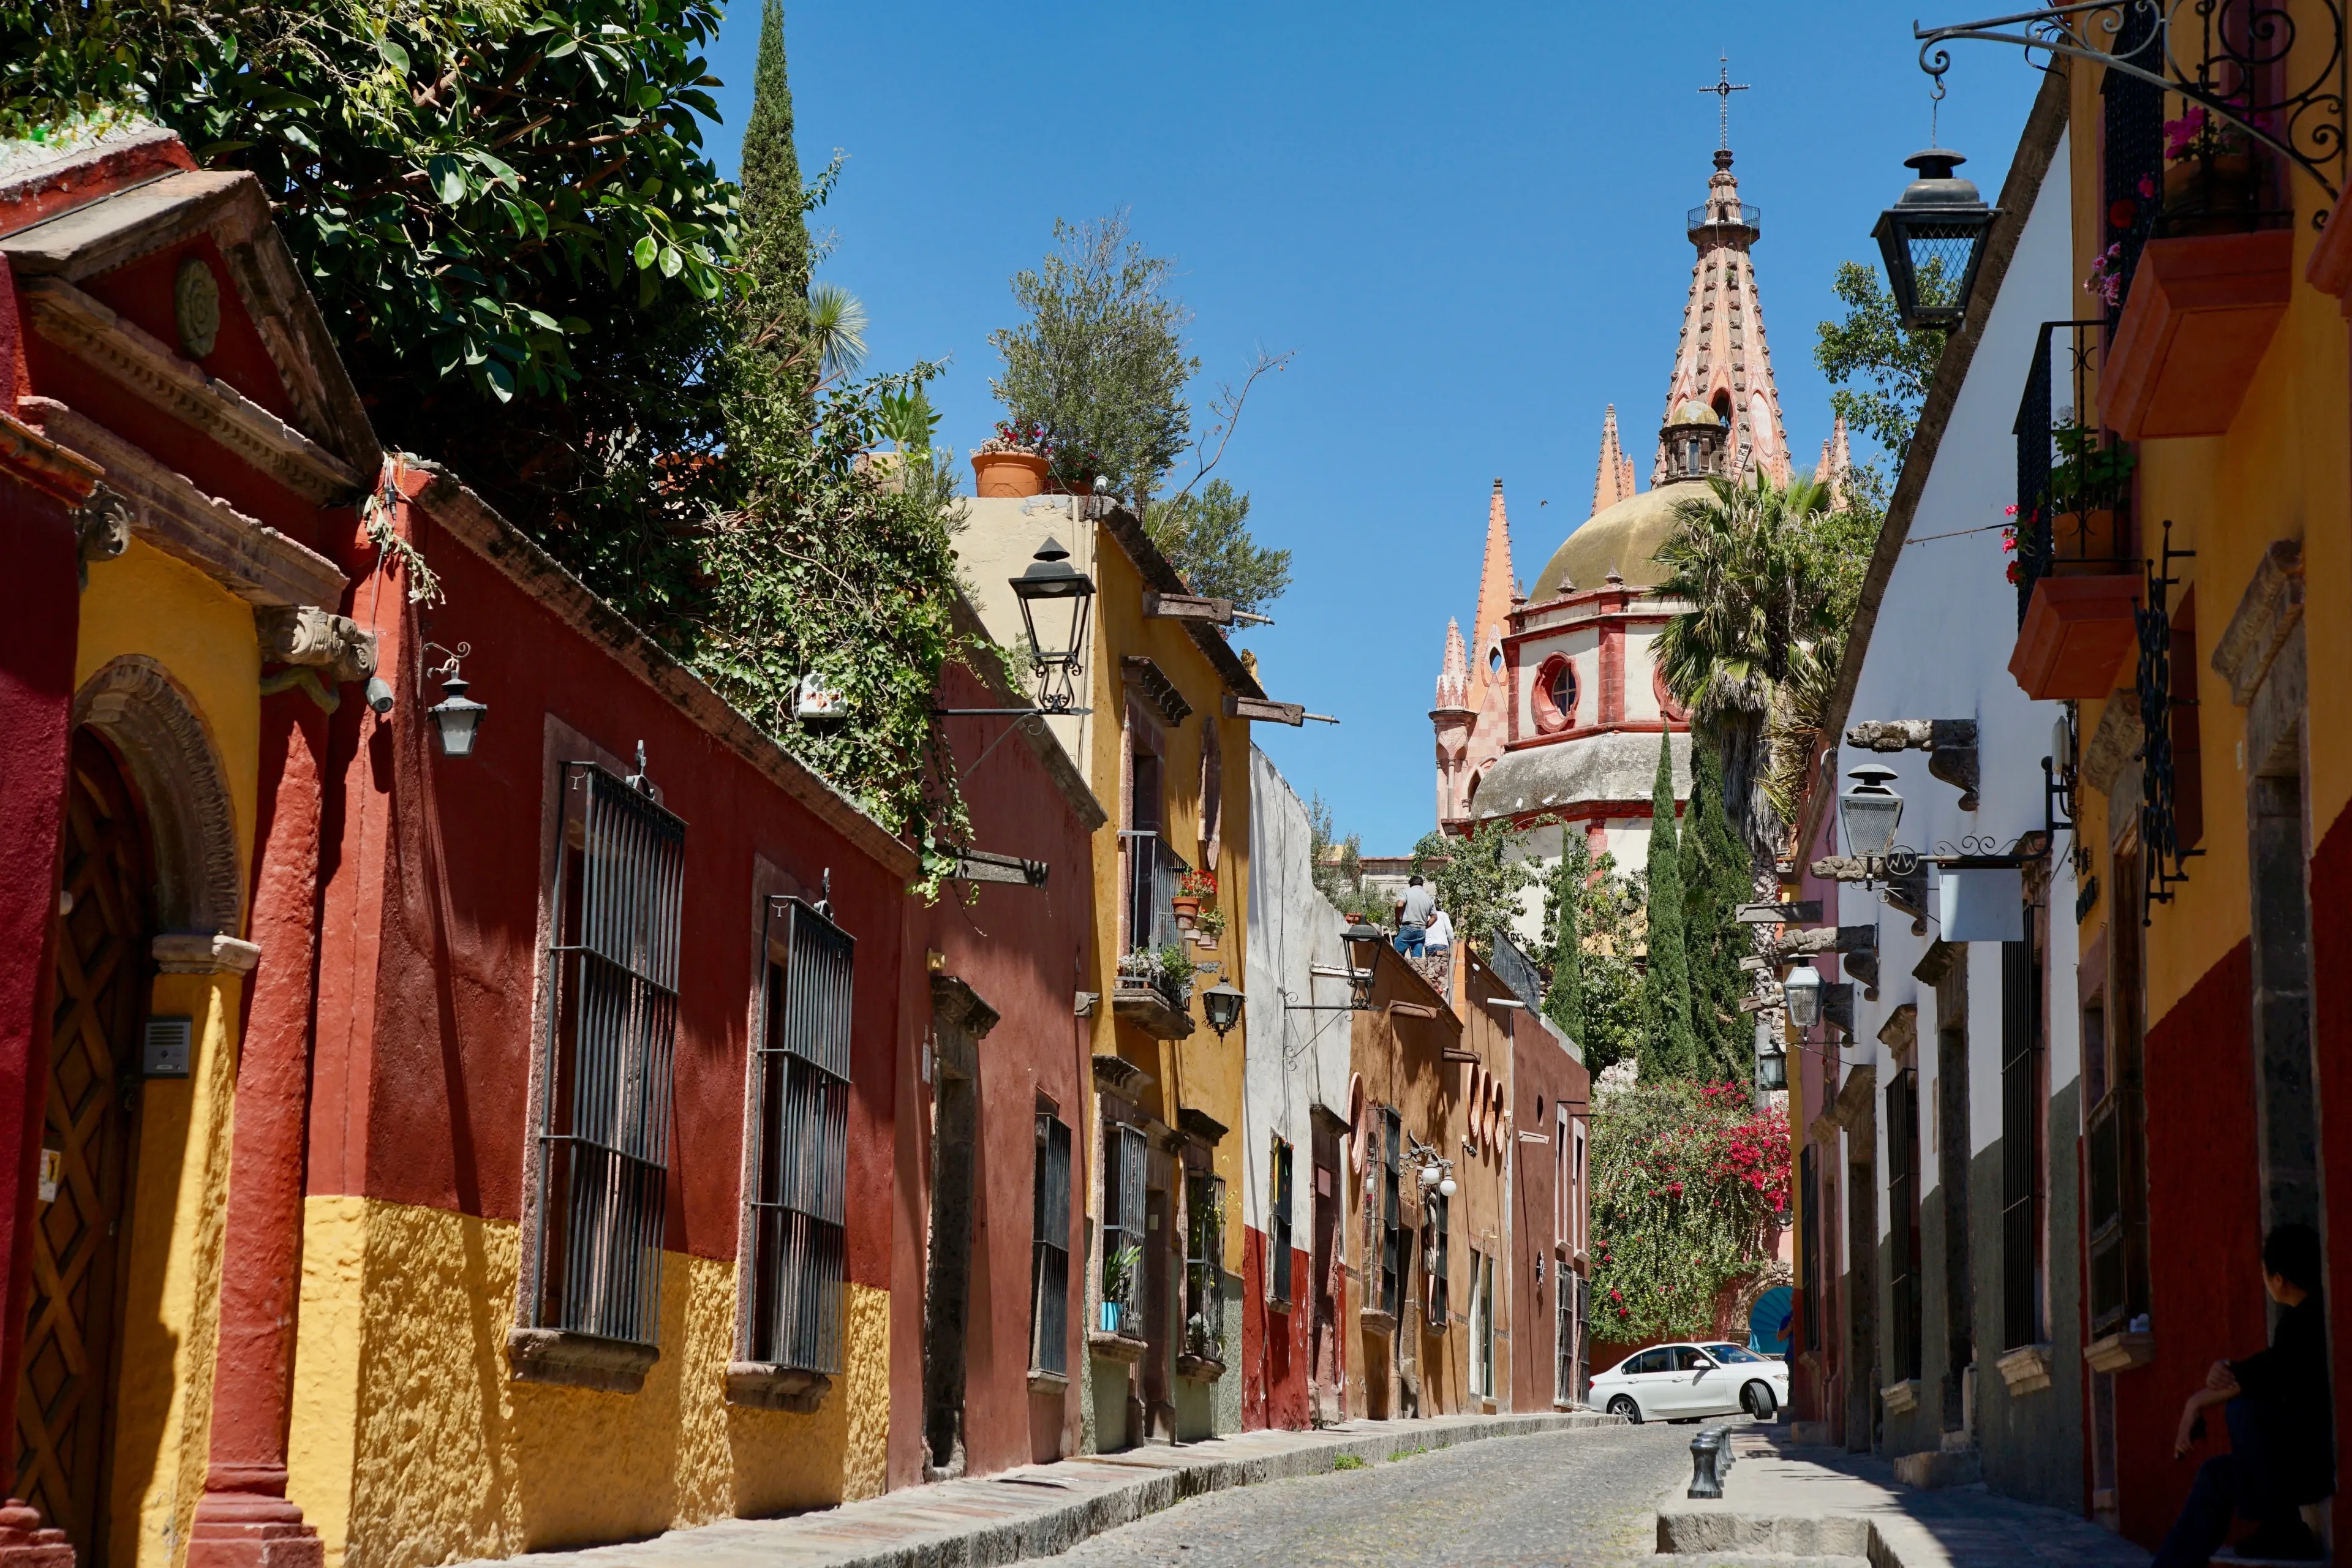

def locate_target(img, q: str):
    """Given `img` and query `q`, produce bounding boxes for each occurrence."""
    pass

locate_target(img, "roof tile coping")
[405,456,922,880]
[1096,503,1267,701]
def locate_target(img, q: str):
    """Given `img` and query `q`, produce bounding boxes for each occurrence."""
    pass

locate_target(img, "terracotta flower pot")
[972,451,1049,497]
[2163,153,2260,235]
[1170,895,1202,929]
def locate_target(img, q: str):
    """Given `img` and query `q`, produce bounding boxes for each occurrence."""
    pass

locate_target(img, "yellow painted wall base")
[288,1196,889,1568]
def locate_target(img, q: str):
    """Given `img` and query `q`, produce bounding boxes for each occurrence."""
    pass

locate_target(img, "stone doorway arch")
[70,655,244,941]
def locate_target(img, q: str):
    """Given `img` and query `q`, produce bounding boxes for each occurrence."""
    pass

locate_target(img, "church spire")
[1434,617,1471,710]
[1654,68,1792,490]
[1464,478,1515,714]
[1593,404,1638,514]
[1817,413,1852,509]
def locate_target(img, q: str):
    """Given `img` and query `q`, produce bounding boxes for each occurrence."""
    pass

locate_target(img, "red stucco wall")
[2117,938,2263,1548]
[904,659,1096,1480]
[1240,1229,1310,1430]
[311,491,910,1298]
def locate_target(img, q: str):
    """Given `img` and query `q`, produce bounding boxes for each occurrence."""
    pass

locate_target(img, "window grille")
[2087,854,2152,1335]
[1102,1123,1147,1334]
[1558,1273,1585,1406]
[2101,10,2165,320]
[1268,1137,1294,1306]
[743,894,853,1375]
[1427,1191,1450,1328]
[1799,1145,1822,1353]
[528,761,685,1349]
[1031,1112,1072,1376]
[1888,1069,1924,1380]
[1379,1108,1403,1318]
[2000,933,2045,1350]
[1185,1172,1226,1362]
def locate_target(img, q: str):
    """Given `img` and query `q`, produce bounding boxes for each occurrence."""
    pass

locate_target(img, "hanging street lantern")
[423,641,488,759]
[1784,956,1823,1031]
[1839,763,1905,862]
[1755,1042,1789,1093]
[1873,148,1997,332]
[1009,537,1096,714]
[1200,978,1244,1039]
[1340,921,1385,1009]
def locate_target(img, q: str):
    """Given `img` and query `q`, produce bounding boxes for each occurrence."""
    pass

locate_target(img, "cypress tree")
[1679,736,1752,1084]
[1641,733,1695,1077]
[1542,830,1590,1047]
[737,0,811,374]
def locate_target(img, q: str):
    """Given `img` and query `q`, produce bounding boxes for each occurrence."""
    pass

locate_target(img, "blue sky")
[697,2,2044,853]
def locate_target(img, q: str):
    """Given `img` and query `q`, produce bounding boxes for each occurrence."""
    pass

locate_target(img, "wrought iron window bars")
[527,760,686,1350]
[1915,0,2348,209]
[2136,518,2203,913]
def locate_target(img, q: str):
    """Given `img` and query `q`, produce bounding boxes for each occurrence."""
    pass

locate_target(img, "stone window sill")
[1027,1368,1071,1395]
[1175,1352,1226,1383]
[1359,1308,1396,1338]
[1996,1343,2054,1396]
[1088,1330,1148,1365]
[725,1361,832,1413]
[1880,1378,1921,1416]
[506,1327,658,1394]
[2086,1330,2156,1374]
[1267,1294,1294,1315]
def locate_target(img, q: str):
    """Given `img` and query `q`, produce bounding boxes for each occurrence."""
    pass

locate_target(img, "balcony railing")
[1120,830,1191,1011]
[1686,200,1762,240]
[2014,320,2135,624]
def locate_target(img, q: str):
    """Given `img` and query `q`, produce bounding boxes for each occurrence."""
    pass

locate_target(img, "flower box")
[2009,575,2143,700]
[2101,231,2293,439]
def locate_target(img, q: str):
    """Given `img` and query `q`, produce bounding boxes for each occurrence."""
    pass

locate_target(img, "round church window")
[1531,654,1578,734]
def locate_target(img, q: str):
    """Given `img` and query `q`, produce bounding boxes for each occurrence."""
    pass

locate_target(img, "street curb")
[484,1411,1626,1568]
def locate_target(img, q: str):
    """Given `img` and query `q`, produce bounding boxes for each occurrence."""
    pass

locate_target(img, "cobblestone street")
[1057,1420,1700,1567]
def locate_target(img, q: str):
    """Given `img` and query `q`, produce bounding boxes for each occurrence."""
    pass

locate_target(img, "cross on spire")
[1698,51,1749,150]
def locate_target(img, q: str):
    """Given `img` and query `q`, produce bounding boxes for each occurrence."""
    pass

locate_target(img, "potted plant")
[1171,867,1216,929]
[2042,421,2135,570]
[2162,105,2258,234]
[1156,941,1197,1009]
[972,420,1054,497]
[1196,903,1228,943]
[1100,1244,1140,1333]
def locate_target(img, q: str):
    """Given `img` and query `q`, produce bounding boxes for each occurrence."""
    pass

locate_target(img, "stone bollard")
[1687,1428,1726,1499]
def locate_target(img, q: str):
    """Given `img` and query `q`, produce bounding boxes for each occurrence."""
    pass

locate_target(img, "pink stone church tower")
[1430,111,1841,932]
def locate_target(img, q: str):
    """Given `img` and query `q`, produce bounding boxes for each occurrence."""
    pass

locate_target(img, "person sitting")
[1423,907,1454,962]
[1393,876,1436,957]
[2157,1222,2333,1567]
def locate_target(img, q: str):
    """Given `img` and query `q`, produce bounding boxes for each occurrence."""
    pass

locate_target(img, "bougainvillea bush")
[1590,1079,1790,1341]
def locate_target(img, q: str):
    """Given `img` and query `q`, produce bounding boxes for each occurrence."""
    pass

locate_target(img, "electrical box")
[142,1016,192,1079]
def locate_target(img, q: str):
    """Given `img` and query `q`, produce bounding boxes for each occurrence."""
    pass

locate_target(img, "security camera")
[364,676,396,716]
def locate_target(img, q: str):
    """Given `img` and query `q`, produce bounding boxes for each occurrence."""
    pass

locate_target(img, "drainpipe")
[186,690,329,1568]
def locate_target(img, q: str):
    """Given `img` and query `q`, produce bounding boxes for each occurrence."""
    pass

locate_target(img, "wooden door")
[20,731,149,1563]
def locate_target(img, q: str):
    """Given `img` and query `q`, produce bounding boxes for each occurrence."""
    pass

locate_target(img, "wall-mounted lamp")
[1200,979,1244,1038]
[1755,1043,1789,1093]
[1009,538,1096,714]
[1339,922,1385,1009]
[1839,763,1904,861]
[1783,956,1823,1032]
[1873,148,1996,332]
[423,642,487,758]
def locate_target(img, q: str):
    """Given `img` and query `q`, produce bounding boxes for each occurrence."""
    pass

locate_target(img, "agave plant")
[805,281,869,383]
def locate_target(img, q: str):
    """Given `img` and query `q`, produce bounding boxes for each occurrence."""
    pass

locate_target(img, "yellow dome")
[1668,398,1721,426]
[1529,478,1712,599]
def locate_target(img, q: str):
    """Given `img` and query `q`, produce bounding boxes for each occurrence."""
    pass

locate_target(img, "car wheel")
[1607,1394,1642,1424]
[1742,1381,1777,1419]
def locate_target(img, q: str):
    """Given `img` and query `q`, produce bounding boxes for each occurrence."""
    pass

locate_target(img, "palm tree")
[1653,469,1839,860]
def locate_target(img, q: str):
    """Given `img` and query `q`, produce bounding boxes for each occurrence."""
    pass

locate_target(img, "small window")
[526,762,686,1350]
[1185,1170,1227,1362]
[1380,1108,1403,1318]
[744,895,855,1374]
[1531,655,1578,734]
[1268,1137,1294,1306]
[1426,1191,1450,1328]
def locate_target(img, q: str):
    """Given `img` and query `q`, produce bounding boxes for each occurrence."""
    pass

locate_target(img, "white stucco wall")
[1839,127,2079,1238]
[1242,748,1353,1248]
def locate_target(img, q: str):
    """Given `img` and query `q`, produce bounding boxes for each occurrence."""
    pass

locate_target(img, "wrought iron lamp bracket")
[1916,0,2348,206]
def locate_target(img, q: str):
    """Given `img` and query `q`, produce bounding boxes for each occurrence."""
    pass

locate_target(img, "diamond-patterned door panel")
[18,730,149,1565]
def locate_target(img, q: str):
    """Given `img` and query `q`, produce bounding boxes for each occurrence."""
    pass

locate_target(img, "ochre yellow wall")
[2064,62,2352,1022]
[75,537,262,1568]
[287,1196,891,1568]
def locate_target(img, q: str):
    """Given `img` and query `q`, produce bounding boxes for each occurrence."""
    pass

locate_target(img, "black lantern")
[1755,1042,1789,1093]
[1872,148,1997,331]
[423,641,488,759]
[1340,921,1385,1009]
[1839,763,1905,861]
[1009,537,1096,714]
[1200,979,1244,1038]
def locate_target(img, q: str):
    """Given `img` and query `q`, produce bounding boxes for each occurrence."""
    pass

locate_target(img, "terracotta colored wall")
[912,658,1096,1478]
[1239,1231,1310,1430]
[2116,941,2264,1548]
[2318,805,2352,1507]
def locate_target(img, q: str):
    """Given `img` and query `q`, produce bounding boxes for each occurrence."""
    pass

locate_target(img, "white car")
[1589,1340,1789,1423]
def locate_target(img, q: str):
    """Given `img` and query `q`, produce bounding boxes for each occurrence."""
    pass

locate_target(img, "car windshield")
[1706,1343,1765,1363]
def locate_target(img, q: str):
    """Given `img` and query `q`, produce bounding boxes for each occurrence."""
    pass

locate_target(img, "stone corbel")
[2079,693,2143,796]
[152,932,262,975]
[1877,1003,1918,1066]
[255,605,375,683]
[72,484,130,589]
[1845,718,1980,810]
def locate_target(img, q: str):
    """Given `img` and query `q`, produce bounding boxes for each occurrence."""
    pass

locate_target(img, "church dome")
[1668,398,1721,426]
[1529,477,1713,599]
